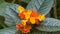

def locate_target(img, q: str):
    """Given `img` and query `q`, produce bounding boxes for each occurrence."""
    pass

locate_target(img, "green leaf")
[31,28,51,34]
[3,4,20,26]
[31,28,41,34]
[0,2,9,15]
[38,0,54,15]
[30,28,60,34]
[26,0,54,15]
[36,18,60,32]
[0,26,16,34]
[0,2,20,26]
[26,0,44,11]
[31,31,60,34]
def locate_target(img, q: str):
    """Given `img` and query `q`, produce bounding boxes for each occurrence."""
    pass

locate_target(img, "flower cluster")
[16,6,45,34]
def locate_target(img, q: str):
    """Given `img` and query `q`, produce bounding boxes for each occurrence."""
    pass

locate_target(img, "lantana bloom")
[16,6,45,34]
[16,24,31,33]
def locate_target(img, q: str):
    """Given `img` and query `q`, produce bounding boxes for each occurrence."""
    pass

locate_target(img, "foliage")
[0,0,60,34]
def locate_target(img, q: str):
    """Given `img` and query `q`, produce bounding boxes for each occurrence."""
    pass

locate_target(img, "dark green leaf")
[31,28,41,34]
[36,18,60,32]
[26,0,54,15]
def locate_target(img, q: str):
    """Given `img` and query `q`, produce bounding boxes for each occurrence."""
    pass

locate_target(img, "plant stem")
[53,0,57,18]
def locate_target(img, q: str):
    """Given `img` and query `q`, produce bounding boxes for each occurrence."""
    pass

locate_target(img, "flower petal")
[24,10,32,19]
[18,6,25,13]
[21,20,27,26]
[38,14,45,21]
[30,17,35,24]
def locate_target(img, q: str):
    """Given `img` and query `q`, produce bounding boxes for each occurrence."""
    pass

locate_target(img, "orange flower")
[27,19,30,24]
[19,10,31,19]
[30,17,35,24]
[28,17,40,25]
[22,26,31,33]
[17,6,45,34]
[16,24,20,30]
[16,24,24,30]
[30,9,40,19]
[19,13,25,19]
[16,24,31,33]
[27,10,40,25]
[24,10,32,19]
[35,19,39,25]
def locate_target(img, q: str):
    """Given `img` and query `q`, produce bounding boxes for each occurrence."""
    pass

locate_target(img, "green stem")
[53,0,57,18]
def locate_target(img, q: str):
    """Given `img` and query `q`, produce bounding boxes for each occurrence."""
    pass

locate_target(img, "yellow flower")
[38,14,45,21]
[21,20,27,26]
[30,17,35,24]
[24,10,32,19]
[18,6,25,13]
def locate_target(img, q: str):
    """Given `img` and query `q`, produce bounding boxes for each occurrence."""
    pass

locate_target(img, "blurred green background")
[57,0,60,19]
